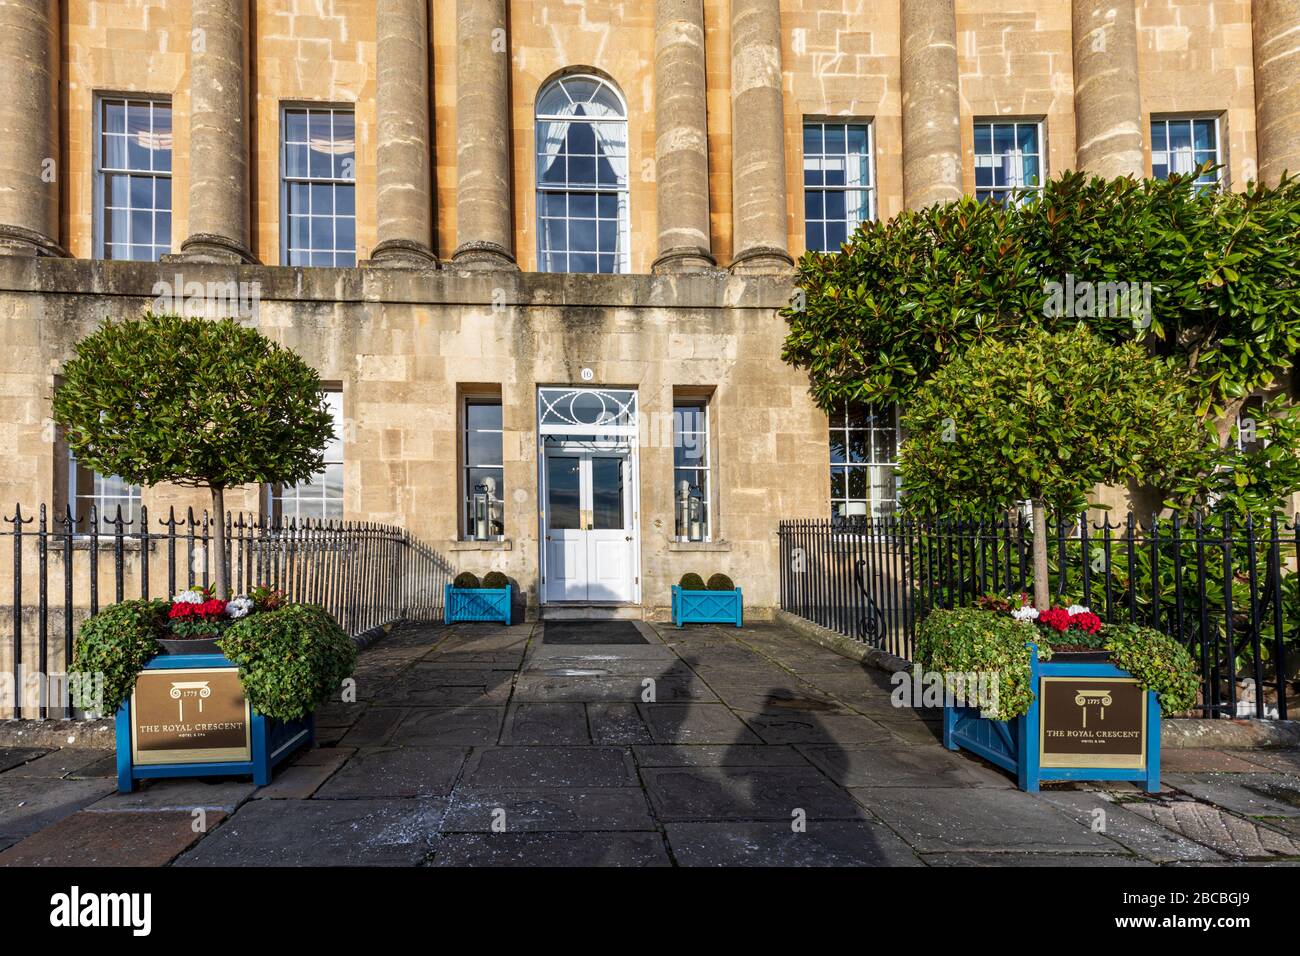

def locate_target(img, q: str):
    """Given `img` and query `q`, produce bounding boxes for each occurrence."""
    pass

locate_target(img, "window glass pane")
[546,456,581,530]
[591,457,625,530]
[536,77,629,274]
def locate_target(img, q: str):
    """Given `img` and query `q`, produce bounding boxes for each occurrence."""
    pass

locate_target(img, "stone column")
[179,0,255,263]
[900,0,962,210]
[1252,0,1300,186]
[0,0,62,256]
[1071,0,1144,179]
[653,0,714,273]
[452,0,516,269]
[369,0,437,267]
[729,0,791,273]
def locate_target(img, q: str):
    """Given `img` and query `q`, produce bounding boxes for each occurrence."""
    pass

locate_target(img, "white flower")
[226,596,254,620]
[1011,606,1040,622]
[172,589,205,604]
[1067,604,1091,616]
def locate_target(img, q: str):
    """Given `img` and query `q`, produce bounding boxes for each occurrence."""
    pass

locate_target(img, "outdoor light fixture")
[688,486,705,542]
[473,476,498,540]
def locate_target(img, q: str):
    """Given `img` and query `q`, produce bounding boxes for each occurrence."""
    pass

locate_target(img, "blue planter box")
[671,586,743,628]
[114,652,313,794]
[444,584,512,625]
[943,643,1161,793]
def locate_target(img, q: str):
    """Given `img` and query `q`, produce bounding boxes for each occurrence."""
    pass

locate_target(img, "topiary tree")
[53,313,335,599]
[899,326,1207,609]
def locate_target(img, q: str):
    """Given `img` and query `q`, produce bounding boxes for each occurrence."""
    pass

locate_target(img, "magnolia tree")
[53,314,335,599]
[782,169,1300,517]
[899,326,1206,609]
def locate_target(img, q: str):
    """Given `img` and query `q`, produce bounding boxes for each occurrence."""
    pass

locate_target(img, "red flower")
[1070,610,1102,634]
[1038,607,1071,632]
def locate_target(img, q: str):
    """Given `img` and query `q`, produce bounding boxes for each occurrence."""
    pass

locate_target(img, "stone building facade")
[0,0,1296,621]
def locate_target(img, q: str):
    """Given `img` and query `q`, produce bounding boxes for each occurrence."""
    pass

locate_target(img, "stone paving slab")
[0,809,224,867]
[922,852,1154,867]
[512,673,716,703]
[1037,790,1224,862]
[314,746,468,799]
[586,703,656,744]
[1164,773,1300,818]
[641,766,871,822]
[254,748,354,799]
[740,712,895,746]
[1160,749,1274,773]
[1121,797,1300,859]
[461,746,638,788]
[0,776,118,840]
[639,703,763,744]
[442,789,656,832]
[89,778,255,813]
[849,786,1120,855]
[5,748,115,778]
[798,745,1012,789]
[0,748,48,774]
[430,831,672,867]
[390,708,505,746]
[664,821,923,867]
[174,799,444,867]
[501,703,591,744]
[632,744,812,768]
[337,707,408,747]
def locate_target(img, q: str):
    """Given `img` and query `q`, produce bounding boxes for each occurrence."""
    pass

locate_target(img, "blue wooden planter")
[444,584,512,625]
[943,643,1161,793]
[114,652,313,794]
[671,586,743,628]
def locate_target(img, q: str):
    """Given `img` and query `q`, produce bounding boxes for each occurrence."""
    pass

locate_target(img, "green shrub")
[73,599,168,714]
[219,604,356,722]
[452,571,480,589]
[679,573,705,591]
[706,573,735,591]
[481,571,509,590]
[1102,622,1200,714]
[915,607,1047,721]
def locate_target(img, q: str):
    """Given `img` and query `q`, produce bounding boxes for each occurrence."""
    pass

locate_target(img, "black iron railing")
[778,513,1297,720]
[2,504,454,719]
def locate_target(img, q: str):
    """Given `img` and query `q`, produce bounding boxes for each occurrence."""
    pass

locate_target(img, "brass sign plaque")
[130,666,252,765]
[1039,675,1146,769]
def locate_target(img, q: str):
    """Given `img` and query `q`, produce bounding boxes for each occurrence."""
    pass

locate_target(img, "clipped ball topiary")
[706,573,735,591]
[219,604,356,722]
[679,573,706,591]
[453,571,481,590]
[73,598,169,715]
[481,571,509,590]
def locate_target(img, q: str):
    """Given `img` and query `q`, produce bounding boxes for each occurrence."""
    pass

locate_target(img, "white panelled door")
[542,444,636,604]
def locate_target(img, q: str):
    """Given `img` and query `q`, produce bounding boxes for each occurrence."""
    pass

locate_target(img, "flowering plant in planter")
[969,592,1199,712]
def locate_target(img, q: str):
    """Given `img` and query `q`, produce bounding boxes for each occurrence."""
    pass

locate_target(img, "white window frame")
[802,119,876,253]
[67,448,142,533]
[1151,114,1223,188]
[280,104,358,267]
[673,398,712,542]
[93,94,173,261]
[830,402,900,521]
[267,390,344,523]
[535,73,631,275]
[463,396,505,540]
[973,119,1044,206]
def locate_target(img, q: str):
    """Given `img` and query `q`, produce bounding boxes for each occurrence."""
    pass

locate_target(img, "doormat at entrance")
[542,621,648,645]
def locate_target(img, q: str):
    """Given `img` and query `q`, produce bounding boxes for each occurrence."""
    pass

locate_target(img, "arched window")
[535,74,630,274]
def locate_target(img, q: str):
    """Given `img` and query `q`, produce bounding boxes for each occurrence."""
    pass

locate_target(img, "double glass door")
[542,443,635,603]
